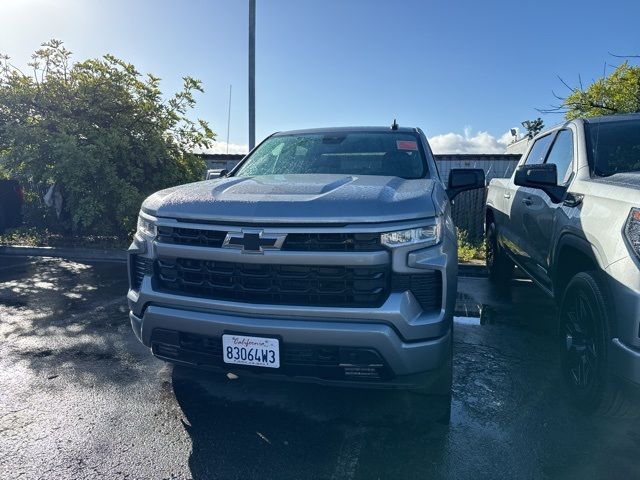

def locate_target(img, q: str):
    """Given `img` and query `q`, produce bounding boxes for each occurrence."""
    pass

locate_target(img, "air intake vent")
[391,271,442,312]
[131,255,153,289]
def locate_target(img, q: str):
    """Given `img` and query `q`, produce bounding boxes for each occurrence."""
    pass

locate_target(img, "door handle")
[504,192,511,199]
[522,198,533,206]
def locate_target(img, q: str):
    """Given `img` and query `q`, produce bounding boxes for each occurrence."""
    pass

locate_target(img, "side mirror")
[205,169,229,180]
[447,168,485,200]
[514,163,565,203]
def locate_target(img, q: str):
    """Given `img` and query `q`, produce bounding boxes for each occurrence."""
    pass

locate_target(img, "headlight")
[625,208,640,258]
[381,219,442,248]
[137,214,157,239]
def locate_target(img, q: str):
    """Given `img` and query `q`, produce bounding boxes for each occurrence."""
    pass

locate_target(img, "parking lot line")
[331,425,367,480]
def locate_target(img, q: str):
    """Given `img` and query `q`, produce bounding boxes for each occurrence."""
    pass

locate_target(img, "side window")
[524,133,555,165]
[544,129,574,185]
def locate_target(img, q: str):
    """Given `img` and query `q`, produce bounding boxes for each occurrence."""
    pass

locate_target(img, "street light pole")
[248,0,256,150]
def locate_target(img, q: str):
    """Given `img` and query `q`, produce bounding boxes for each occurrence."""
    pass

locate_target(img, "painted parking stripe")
[331,426,367,480]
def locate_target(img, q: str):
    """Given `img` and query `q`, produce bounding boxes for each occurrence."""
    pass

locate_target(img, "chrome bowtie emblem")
[223,230,286,253]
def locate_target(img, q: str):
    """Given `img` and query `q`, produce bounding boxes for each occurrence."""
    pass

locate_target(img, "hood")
[589,173,640,202]
[142,174,437,224]
[591,172,640,189]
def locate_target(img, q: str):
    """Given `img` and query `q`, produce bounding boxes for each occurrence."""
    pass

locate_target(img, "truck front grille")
[156,226,382,252]
[154,257,390,308]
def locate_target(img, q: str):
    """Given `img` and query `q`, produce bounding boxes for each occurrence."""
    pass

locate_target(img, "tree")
[541,60,640,120]
[521,117,545,139]
[0,40,215,236]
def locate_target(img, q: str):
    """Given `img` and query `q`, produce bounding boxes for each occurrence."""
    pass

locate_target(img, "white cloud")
[429,129,519,154]
[193,131,520,156]
[194,141,249,155]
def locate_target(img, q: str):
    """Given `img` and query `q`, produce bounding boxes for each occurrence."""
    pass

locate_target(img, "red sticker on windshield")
[396,140,418,151]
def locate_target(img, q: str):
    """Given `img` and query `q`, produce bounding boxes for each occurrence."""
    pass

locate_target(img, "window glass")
[524,133,555,165]
[235,132,428,179]
[586,119,640,176]
[544,129,574,185]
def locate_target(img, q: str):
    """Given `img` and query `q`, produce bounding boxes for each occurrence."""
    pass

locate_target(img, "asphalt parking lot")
[1,256,639,479]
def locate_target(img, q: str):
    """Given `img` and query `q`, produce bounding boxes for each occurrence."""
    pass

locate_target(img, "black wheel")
[486,220,514,284]
[560,271,629,416]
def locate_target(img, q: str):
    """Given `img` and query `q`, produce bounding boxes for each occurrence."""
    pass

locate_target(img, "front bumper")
[605,257,640,385]
[130,306,451,389]
[610,338,640,386]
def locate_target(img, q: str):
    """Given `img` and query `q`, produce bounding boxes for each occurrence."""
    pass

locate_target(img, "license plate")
[222,334,280,368]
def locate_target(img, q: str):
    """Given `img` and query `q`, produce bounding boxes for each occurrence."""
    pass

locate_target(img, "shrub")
[457,228,485,262]
[0,40,215,236]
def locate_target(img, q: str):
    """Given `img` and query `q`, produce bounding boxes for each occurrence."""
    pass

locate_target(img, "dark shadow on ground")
[0,257,143,387]
[171,365,450,480]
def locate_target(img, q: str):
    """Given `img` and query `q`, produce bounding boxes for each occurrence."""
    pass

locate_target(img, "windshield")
[234,132,429,179]
[586,118,640,176]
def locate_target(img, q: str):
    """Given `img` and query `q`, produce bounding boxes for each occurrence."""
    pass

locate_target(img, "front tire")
[486,220,514,284]
[560,271,629,416]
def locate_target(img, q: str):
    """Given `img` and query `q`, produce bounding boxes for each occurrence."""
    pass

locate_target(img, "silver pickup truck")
[486,113,640,413]
[127,125,484,420]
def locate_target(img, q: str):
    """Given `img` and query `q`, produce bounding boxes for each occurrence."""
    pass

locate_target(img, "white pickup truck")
[486,114,640,414]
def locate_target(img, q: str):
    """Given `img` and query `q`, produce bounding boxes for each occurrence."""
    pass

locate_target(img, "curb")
[458,263,487,277]
[0,245,127,263]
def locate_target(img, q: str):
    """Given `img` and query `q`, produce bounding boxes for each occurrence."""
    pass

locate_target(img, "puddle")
[453,283,557,334]
[453,316,481,326]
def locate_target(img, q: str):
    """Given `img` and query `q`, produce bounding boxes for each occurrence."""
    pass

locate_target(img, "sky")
[1,0,639,154]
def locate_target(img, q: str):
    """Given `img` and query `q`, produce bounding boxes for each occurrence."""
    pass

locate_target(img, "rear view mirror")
[514,163,565,203]
[447,168,485,200]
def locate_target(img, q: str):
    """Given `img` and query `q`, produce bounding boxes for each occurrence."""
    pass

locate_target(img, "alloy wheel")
[564,291,598,389]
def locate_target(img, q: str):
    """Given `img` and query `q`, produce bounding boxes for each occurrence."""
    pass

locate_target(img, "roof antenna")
[391,119,399,130]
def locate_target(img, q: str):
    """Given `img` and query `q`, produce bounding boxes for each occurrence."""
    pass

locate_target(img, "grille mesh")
[156,226,382,252]
[154,257,390,307]
[157,226,226,248]
[282,233,381,252]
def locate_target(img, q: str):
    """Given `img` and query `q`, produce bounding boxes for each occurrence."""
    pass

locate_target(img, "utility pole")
[226,84,232,154]
[248,0,256,150]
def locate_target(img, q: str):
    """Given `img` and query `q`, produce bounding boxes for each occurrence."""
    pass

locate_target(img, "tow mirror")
[447,168,485,200]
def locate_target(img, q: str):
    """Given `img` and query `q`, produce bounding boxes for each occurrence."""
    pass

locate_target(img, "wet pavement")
[1,256,639,479]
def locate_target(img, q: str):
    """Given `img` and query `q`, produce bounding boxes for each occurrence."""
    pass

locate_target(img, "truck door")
[508,132,556,274]
[520,129,575,288]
